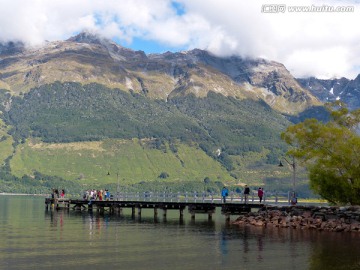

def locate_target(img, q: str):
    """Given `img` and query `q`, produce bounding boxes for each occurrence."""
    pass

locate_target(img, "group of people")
[51,186,295,205]
[221,185,264,204]
[51,188,66,199]
[83,189,111,201]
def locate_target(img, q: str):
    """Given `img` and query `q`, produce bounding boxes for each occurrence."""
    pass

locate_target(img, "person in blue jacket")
[221,186,229,203]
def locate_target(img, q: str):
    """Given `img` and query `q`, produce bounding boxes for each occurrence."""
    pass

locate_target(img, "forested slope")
[0,82,297,194]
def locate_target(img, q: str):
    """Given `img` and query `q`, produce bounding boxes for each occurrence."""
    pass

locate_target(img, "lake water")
[0,195,360,270]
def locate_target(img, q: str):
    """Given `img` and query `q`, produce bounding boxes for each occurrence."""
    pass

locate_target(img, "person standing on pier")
[244,185,250,204]
[221,186,229,203]
[257,188,264,203]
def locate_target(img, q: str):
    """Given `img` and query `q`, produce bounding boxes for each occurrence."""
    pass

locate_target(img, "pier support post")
[225,214,230,222]
[163,209,167,218]
[154,208,158,218]
[131,207,135,218]
[65,202,70,212]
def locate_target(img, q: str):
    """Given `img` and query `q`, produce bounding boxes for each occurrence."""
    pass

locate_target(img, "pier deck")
[45,198,263,220]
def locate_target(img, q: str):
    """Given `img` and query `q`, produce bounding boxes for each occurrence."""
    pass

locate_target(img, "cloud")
[0,0,359,79]
[179,0,360,79]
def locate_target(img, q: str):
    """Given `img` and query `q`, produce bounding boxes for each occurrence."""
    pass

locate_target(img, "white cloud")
[179,0,360,78]
[285,47,351,79]
[0,0,359,79]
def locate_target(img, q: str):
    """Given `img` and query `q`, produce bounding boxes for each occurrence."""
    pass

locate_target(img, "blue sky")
[117,36,186,54]
[0,0,359,79]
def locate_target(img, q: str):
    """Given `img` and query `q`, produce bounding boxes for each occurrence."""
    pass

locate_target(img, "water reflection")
[44,207,360,270]
[309,232,360,270]
[1,196,360,270]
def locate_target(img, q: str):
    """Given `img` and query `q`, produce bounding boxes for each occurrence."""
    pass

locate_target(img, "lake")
[0,195,359,270]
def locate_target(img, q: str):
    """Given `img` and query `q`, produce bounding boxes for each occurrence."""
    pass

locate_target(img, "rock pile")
[232,205,360,232]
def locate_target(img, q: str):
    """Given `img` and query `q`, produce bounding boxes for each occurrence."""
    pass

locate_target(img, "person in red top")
[98,190,103,201]
[257,187,264,203]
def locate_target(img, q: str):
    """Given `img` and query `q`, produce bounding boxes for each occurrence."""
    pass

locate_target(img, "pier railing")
[98,191,296,205]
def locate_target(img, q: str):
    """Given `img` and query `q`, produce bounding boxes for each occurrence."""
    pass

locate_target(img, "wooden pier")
[45,198,263,221]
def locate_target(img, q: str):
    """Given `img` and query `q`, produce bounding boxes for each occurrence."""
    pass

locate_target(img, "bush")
[158,172,169,179]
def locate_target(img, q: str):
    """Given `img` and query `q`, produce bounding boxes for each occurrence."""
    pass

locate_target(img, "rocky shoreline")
[232,205,360,232]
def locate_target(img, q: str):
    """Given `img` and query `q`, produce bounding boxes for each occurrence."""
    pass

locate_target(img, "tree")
[158,172,169,179]
[203,177,211,184]
[281,102,360,205]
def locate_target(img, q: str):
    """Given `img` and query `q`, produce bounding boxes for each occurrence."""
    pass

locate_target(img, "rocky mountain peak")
[297,75,360,110]
[67,31,109,45]
[0,41,25,55]
[66,31,147,62]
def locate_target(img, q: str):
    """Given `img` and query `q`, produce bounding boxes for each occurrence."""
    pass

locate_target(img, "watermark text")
[261,4,355,13]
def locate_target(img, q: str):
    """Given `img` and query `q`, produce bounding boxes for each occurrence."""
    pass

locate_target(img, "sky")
[0,0,359,79]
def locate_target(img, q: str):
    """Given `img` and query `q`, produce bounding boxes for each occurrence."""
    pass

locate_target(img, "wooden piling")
[131,207,135,217]
[154,208,158,217]
[225,214,230,222]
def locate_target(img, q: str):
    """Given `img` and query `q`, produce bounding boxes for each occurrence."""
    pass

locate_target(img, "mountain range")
[297,76,360,110]
[0,32,358,195]
[1,32,321,113]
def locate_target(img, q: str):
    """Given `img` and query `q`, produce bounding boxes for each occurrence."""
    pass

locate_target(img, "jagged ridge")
[0,32,320,114]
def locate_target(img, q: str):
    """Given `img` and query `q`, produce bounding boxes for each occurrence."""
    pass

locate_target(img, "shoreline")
[232,205,360,233]
[0,193,48,196]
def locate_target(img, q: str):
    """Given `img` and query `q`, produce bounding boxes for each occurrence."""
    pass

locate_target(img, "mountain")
[297,75,360,110]
[0,32,320,114]
[0,32,328,195]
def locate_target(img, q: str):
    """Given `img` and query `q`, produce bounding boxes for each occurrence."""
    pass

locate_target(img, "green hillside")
[0,120,14,161]
[11,138,230,184]
[0,82,302,194]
